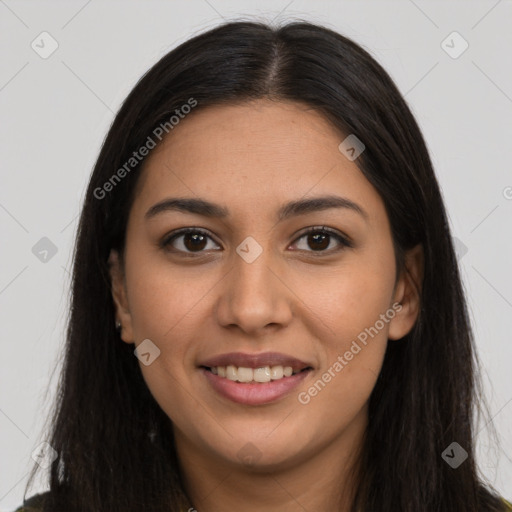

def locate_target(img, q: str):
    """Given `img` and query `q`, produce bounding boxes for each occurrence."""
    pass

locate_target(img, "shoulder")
[14,490,49,511]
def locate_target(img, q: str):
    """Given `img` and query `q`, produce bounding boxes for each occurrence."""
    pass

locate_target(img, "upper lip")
[199,352,312,372]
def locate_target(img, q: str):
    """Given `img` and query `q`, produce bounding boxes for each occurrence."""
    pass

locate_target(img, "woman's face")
[109,99,421,472]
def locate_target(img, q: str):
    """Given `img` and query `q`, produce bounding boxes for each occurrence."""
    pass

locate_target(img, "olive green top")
[13,491,190,511]
[14,491,512,511]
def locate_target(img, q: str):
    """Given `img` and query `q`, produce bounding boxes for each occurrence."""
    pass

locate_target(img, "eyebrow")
[144,195,368,222]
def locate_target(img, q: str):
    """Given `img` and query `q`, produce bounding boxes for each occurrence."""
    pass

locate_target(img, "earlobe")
[108,249,134,343]
[388,244,424,341]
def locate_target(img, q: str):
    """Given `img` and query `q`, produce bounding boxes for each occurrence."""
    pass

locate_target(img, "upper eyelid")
[164,227,220,245]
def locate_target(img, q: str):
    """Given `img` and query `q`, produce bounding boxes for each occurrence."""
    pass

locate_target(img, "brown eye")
[306,232,330,251]
[292,227,352,253]
[182,232,207,251]
[162,228,221,254]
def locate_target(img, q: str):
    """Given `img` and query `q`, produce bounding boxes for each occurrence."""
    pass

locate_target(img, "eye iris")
[308,232,329,251]
[184,232,207,251]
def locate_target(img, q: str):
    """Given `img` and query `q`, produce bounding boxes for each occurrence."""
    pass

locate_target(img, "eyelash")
[160,226,353,257]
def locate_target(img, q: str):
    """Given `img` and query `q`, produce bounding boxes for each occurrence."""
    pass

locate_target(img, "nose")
[215,246,293,337]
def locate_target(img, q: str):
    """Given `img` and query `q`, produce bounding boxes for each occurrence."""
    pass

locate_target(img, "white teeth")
[226,365,238,381]
[237,367,253,383]
[210,365,299,383]
[253,367,271,383]
[270,365,283,380]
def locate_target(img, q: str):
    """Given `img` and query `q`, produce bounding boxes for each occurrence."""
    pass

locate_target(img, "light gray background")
[1,0,511,509]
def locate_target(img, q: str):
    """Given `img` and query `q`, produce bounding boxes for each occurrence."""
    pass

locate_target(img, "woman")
[16,20,511,512]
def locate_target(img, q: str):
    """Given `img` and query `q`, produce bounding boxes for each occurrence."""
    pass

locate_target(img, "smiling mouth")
[202,365,312,384]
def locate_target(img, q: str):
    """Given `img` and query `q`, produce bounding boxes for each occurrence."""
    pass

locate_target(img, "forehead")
[130,99,384,224]
[148,99,345,173]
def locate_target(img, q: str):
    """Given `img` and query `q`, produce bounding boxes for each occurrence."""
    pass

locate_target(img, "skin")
[109,99,423,511]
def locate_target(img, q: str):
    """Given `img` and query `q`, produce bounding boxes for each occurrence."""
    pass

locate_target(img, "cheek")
[294,250,394,406]
[296,253,396,347]
[123,256,214,405]
[124,249,218,341]
[126,262,207,425]
[297,270,390,430]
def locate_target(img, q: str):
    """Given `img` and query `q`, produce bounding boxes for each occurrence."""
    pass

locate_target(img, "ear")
[388,244,424,341]
[108,249,135,344]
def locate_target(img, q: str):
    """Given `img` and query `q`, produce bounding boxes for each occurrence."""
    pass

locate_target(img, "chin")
[206,430,315,472]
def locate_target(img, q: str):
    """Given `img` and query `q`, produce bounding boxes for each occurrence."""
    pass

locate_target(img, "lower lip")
[202,368,311,405]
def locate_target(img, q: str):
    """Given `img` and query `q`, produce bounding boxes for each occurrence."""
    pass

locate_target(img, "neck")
[175,406,367,512]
